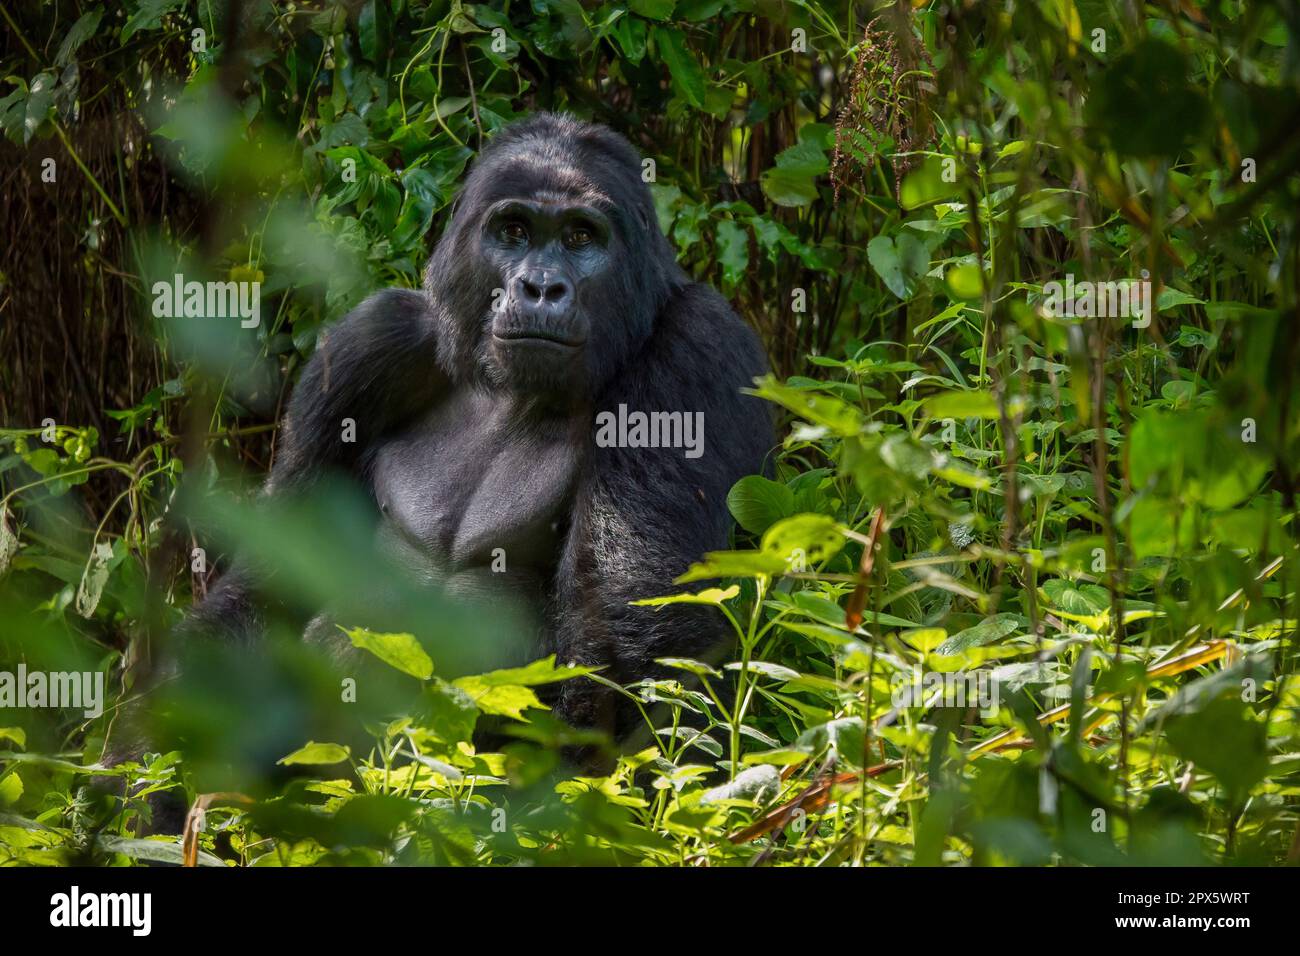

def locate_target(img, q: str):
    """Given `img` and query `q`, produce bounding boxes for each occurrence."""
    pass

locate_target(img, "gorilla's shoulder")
[306,287,437,371]
[652,281,767,383]
[331,287,430,338]
[280,286,439,464]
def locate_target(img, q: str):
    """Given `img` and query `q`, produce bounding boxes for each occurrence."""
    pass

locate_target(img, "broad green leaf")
[900,155,963,209]
[343,627,433,680]
[656,27,705,108]
[1164,698,1270,802]
[761,140,829,207]
[0,505,17,576]
[795,717,867,767]
[122,0,187,42]
[74,541,114,618]
[97,834,227,868]
[724,660,802,681]
[903,627,949,653]
[279,741,351,766]
[761,514,844,565]
[56,9,104,66]
[676,550,788,583]
[945,262,984,301]
[925,390,999,419]
[935,613,1022,655]
[868,234,929,299]
[451,679,544,720]
[656,657,723,678]
[0,772,22,804]
[424,678,478,743]
[462,656,598,687]
[715,219,749,287]
[728,474,795,534]
[629,0,676,20]
[748,375,866,435]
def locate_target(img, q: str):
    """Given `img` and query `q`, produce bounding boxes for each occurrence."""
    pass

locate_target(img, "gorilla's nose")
[516,272,571,311]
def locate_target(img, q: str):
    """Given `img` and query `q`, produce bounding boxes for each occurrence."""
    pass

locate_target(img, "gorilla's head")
[424,113,684,398]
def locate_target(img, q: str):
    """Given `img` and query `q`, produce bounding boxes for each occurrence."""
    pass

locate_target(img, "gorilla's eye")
[565,226,594,249]
[500,221,529,244]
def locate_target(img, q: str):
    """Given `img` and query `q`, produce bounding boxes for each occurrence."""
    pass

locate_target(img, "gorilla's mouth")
[492,328,586,349]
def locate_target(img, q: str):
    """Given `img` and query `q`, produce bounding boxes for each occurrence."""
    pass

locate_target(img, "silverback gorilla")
[174,113,774,744]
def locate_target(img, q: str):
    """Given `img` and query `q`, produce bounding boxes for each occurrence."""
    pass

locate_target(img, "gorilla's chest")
[369,389,581,577]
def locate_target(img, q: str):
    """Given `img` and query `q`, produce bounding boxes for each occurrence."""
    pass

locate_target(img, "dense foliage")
[1,0,1299,866]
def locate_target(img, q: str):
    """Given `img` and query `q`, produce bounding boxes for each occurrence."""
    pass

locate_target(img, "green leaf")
[748,375,865,436]
[279,741,351,766]
[0,772,22,805]
[0,505,18,577]
[74,541,115,618]
[727,475,795,534]
[1128,408,1269,509]
[633,585,740,609]
[656,27,705,109]
[900,155,963,209]
[629,0,676,20]
[121,0,187,42]
[461,655,597,687]
[22,73,56,145]
[451,679,543,720]
[96,834,227,867]
[761,514,845,565]
[1042,579,1109,615]
[945,263,984,301]
[1157,288,1204,310]
[715,219,749,287]
[868,233,929,298]
[676,549,789,583]
[343,627,434,680]
[724,660,802,681]
[935,614,1021,655]
[795,717,867,767]
[924,390,1000,419]
[424,678,479,743]
[1139,657,1271,731]
[56,9,104,67]
[761,167,818,207]
[1164,698,1270,803]
[761,141,829,207]
[656,657,723,678]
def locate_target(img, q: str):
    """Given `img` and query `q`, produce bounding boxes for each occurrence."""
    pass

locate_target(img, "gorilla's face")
[425,113,685,402]
[480,197,615,391]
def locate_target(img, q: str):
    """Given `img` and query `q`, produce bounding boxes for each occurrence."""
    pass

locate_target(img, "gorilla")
[164,112,774,747]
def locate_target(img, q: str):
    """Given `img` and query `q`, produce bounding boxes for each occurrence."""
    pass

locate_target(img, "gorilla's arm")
[552,283,773,733]
[102,288,441,797]
[269,287,440,492]
[185,287,441,644]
